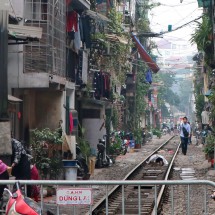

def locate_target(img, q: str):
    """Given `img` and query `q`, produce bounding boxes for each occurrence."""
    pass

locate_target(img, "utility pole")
[0,8,12,162]
[0,10,8,121]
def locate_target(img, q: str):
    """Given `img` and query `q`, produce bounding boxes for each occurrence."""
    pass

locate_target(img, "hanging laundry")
[145,69,152,84]
[93,72,111,100]
[73,16,81,54]
[67,11,78,32]
[80,15,91,48]
[17,112,21,120]
[69,112,74,133]
[66,0,72,5]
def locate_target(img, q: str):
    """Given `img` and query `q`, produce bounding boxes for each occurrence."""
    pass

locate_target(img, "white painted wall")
[82,118,106,154]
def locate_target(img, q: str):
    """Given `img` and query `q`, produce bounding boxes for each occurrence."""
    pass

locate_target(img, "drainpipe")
[0,10,9,121]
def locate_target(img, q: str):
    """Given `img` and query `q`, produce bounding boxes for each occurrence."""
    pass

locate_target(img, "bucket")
[129,140,135,149]
[62,160,77,167]
[64,166,78,180]
[63,160,78,180]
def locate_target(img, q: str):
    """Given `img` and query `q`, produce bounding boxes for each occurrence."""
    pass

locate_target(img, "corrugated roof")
[8,24,42,40]
[85,10,110,22]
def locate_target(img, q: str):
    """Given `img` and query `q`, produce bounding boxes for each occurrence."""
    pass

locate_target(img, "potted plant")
[152,129,162,139]
[133,128,142,149]
[30,128,63,180]
[203,135,215,161]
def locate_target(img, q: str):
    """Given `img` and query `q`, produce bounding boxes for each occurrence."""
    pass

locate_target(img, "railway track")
[87,136,180,215]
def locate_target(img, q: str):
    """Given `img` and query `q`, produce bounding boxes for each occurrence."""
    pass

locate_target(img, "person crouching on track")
[146,154,168,166]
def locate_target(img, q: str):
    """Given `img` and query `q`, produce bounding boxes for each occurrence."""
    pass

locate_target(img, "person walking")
[11,139,31,196]
[180,117,191,155]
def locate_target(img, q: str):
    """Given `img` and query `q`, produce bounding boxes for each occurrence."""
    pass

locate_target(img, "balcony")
[23,0,66,78]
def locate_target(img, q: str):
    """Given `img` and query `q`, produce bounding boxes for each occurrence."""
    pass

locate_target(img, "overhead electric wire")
[172,8,199,26]
[161,2,196,7]
[157,15,202,36]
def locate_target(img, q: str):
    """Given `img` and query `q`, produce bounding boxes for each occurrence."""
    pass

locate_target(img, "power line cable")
[139,15,203,37]
[172,8,199,26]
[160,2,196,7]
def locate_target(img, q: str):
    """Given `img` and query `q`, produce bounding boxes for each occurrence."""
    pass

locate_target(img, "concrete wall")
[35,90,63,129]
[20,89,63,130]
[0,122,12,155]
[82,118,106,154]
[82,104,106,153]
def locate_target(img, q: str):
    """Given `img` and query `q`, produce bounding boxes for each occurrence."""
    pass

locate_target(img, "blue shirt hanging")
[145,69,152,84]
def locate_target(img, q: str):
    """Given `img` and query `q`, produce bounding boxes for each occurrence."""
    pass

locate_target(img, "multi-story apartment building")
[7,0,85,157]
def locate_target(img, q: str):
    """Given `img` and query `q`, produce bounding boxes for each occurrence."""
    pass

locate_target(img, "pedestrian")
[30,164,40,202]
[188,122,192,144]
[170,122,174,135]
[11,139,31,196]
[0,160,10,200]
[180,117,191,155]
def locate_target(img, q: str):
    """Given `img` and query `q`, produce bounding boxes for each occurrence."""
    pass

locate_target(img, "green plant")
[152,129,162,138]
[203,135,215,156]
[77,136,91,162]
[109,136,122,155]
[133,128,143,144]
[30,128,63,179]
[112,107,119,130]
[190,14,214,66]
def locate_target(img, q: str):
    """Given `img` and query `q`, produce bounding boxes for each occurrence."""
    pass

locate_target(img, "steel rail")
[88,136,176,214]
[151,138,181,214]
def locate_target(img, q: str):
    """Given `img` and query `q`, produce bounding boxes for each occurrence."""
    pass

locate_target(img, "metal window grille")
[23,0,66,77]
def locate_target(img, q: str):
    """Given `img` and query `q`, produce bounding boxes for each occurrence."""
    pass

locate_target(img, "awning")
[197,0,211,8]
[8,95,22,102]
[131,33,160,73]
[85,10,110,22]
[105,34,128,44]
[8,24,42,41]
[67,0,90,10]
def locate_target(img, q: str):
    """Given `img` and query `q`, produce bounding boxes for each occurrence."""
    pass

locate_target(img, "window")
[25,0,48,21]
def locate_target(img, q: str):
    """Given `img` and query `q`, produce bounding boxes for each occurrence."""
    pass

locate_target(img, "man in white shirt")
[180,117,191,155]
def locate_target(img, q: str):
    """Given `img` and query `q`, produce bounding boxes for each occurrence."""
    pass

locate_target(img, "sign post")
[57,188,93,205]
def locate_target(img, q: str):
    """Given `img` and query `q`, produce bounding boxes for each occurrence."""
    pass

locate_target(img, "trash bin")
[62,160,78,180]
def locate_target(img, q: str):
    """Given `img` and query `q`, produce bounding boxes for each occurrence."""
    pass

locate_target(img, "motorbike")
[195,129,201,145]
[95,137,113,168]
[121,140,128,155]
[1,182,55,215]
[2,182,42,215]
[76,144,90,180]
[201,129,208,145]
